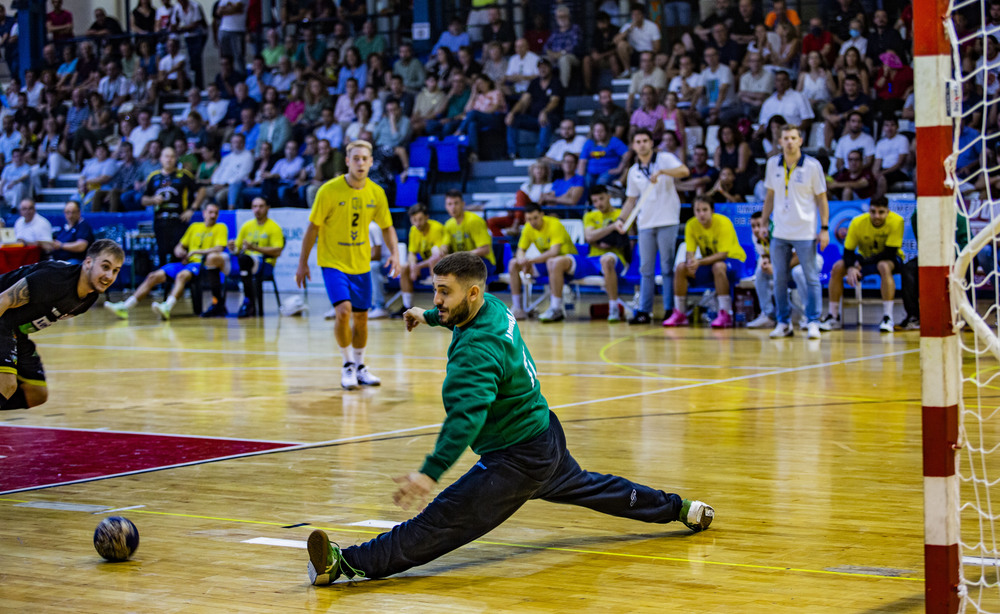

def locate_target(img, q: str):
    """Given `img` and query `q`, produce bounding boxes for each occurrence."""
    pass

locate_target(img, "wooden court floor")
[0,294,934,613]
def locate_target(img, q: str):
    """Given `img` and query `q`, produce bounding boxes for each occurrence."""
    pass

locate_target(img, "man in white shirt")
[505,38,540,95]
[757,71,814,138]
[873,116,911,186]
[158,37,189,92]
[179,88,209,124]
[128,109,161,158]
[313,107,344,150]
[539,119,587,166]
[196,132,253,209]
[833,111,876,172]
[13,199,52,246]
[0,115,21,161]
[761,124,829,339]
[21,70,44,109]
[262,140,304,206]
[98,60,131,110]
[738,52,775,120]
[838,19,867,58]
[615,128,690,325]
[170,0,207,89]
[697,46,737,124]
[626,51,667,113]
[217,0,247,69]
[205,84,229,129]
[614,4,662,75]
[667,54,703,115]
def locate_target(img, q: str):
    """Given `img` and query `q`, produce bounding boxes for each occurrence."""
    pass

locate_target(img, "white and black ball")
[93,516,140,562]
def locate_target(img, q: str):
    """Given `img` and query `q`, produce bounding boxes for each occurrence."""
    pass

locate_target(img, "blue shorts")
[584,252,625,277]
[691,258,742,287]
[322,267,372,312]
[860,255,901,277]
[411,254,433,281]
[161,262,202,279]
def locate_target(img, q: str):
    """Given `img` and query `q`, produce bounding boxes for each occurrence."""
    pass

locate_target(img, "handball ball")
[93,516,140,562]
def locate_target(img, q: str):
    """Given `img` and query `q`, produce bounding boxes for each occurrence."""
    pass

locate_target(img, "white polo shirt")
[625,152,684,230]
[758,90,815,129]
[621,20,661,52]
[764,154,827,241]
[875,134,910,170]
[506,51,540,94]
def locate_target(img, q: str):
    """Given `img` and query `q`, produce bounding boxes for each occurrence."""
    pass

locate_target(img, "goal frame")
[915,0,962,612]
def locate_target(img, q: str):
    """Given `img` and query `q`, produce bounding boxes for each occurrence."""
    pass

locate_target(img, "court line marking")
[97,504,147,514]
[0,497,922,582]
[0,423,442,496]
[0,423,305,445]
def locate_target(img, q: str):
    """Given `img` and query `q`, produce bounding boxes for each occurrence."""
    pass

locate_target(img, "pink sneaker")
[662,309,689,327]
[711,310,733,328]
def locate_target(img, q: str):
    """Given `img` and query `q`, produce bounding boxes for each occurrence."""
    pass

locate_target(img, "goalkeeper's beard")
[438,297,473,326]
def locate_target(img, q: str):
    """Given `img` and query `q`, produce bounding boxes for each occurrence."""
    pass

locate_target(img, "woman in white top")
[487,162,553,237]
[745,24,777,71]
[797,51,837,115]
[771,22,801,81]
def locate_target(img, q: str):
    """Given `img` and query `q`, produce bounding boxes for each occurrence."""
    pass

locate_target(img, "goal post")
[915,0,961,612]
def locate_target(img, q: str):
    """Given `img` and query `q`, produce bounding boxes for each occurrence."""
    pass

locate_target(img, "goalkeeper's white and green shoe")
[103,301,129,319]
[679,499,715,532]
[307,530,365,585]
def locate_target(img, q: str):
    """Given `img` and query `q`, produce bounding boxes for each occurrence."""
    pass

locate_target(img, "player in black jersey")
[0,239,124,410]
[143,147,198,268]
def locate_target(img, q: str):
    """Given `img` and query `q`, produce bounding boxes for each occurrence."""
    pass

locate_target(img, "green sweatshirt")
[420,293,551,481]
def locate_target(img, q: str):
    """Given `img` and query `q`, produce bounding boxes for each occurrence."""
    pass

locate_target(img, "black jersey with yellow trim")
[144,168,197,217]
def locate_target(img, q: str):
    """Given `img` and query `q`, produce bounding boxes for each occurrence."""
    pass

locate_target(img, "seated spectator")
[822,74,872,150]
[577,120,628,188]
[505,58,564,159]
[197,133,253,210]
[410,74,447,135]
[540,119,587,167]
[245,56,272,102]
[270,55,297,96]
[714,124,758,195]
[764,0,800,29]
[873,116,911,188]
[797,51,837,116]
[835,47,870,95]
[677,145,719,199]
[455,45,482,79]
[771,22,801,82]
[706,23,745,75]
[582,184,630,321]
[615,4,662,75]
[261,28,285,69]
[658,129,686,162]
[295,27,327,71]
[235,108,261,153]
[828,149,883,200]
[441,189,497,275]
[507,203,579,322]
[302,138,344,207]
[237,142,277,209]
[698,46,738,124]
[258,101,292,155]
[543,5,583,90]
[105,202,230,320]
[832,111,876,172]
[34,117,72,191]
[373,99,412,176]
[98,59,131,111]
[204,84,230,130]
[432,18,470,56]
[129,108,161,159]
[630,85,669,141]
[866,10,906,69]
[591,87,629,141]
[334,78,362,129]
[0,115,23,160]
[230,197,284,318]
[425,73,471,138]
[540,153,587,208]
[13,199,52,246]
[802,17,837,68]
[667,54,703,124]
[56,45,78,95]
[454,75,506,160]
[489,161,552,237]
[157,111,186,150]
[481,42,508,92]
[838,19,868,61]
[704,167,744,202]
[391,43,425,93]
[336,47,366,95]
[872,50,913,118]
[384,75,416,118]
[426,46,457,84]
[745,24,778,70]
[78,143,120,212]
[505,38,540,96]
[523,13,550,54]
[582,12,619,93]
[158,36,189,93]
[299,78,332,130]
[103,142,146,212]
[822,197,905,333]
[260,140,304,207]
[660,92,687,150]
[344,101,376,143]
[326,22,354,63]
[479,6,516,55]
[1,147,30,209]
[395,203,446,316]
[757,71,814,140]
[730,0,763,46]
[828,0,864,44]
[663,196,746,328]
[42,201,93,263]
[626,51,667,114]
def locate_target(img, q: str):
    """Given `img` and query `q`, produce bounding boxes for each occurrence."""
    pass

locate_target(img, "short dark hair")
[631,3,647,15]
[407,203,428,217]
[632,128,654,142]
[524,203,543,215]
[870,196,890,209]
[751,210,763,220]
[843,74,860,84]
[590,184,608,198]
[847,110,864,122]
[693,195,715,210]
[87,238,125,262]
[444,189,464,200]
[433,252,487,288]
[780,123,801,136]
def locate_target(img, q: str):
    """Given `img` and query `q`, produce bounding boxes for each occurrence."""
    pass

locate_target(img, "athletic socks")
[209,269,224,303]
[551,296,563,310]
[512,294,523,310]
[883,301,894,317]
[123,296,138,310]
[830,300,841,318]
[341,346,352,364]
[353,347,366,366]
[164,296,177,309]
[674,295,685,313]
[718,295,732,313]
[402,292,413,309]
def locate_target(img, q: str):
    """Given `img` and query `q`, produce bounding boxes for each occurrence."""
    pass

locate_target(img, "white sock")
[718,295,732,312]
[341,346,352,364]
[164,296,177,309]
[123,296,138,309]
[674,295,685,313]
[402,292,413,308]
[551,296,563,310]
[512,294,523,310]
[883,301,894,318]
[354,347,366,365]
[830,301,840,318]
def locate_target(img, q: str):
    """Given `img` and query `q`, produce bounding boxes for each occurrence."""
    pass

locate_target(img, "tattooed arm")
[0,278,30,320]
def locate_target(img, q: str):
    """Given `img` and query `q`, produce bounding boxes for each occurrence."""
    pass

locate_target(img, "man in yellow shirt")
[442,189,496,272]
[583,185,630,322]
[105,202,229,321]
[394,203,446,317]
[663,196,746,328]
[509,203,579,322]
[296,140,400,390]
[822,196,905,333]
[231,197,285,318]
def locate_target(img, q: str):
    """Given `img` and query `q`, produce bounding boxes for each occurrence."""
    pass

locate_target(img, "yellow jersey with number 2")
[309,176,393,274]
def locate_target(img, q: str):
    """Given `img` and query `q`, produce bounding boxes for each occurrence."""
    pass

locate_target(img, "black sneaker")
[628,311,652,325]
[201,303,228,318]
[389,306,408,319]
[236,299,256,318]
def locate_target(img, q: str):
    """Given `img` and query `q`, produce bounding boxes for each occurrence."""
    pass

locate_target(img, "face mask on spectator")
[849,28,860,38]
[810,26,822,36]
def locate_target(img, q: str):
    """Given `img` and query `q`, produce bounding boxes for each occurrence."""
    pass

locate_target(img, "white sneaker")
[511,306,528,320]
[538,307,565,323]
[769,322,794,338]
[817,313,842,331]
[341,362,359,390]
[807,322,821,339]
[879,315,894,333]
[324,307,337,320]
[746,313,775,329]
[104,301,129,319]
[368,307,389,319]
[608,305,621,322]
[356,364,381,386]
[151,301,172,320]
[798,316,809,330]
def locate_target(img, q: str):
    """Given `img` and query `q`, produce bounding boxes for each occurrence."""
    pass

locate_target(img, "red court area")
[0,426,296,494]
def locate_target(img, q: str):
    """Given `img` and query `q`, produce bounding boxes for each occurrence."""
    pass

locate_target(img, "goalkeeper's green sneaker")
[679,499,715,532]
[307,530,365,585]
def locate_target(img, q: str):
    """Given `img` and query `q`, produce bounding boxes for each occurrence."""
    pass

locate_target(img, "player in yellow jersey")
[296,140,400,390]
[441,189,496,270]
[231,197,285,318]
[105,202,229,321]
[822,196,905,332]
[393,203,447,317]
[663,196,747,328]
[582,185,630,322]
[509,203,579,322]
